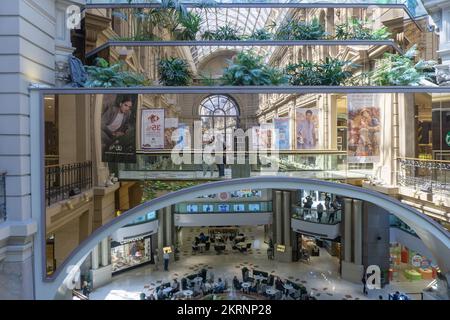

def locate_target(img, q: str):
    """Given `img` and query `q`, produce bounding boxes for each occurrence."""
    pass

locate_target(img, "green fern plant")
[274,17,326,40]
[371,45,437,86]
[85,58,150,87]
[221,51,288,86]
[158,57,192,86]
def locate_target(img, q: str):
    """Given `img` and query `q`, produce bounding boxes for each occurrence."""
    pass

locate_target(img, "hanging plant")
[221,51,288,86]
[84,58,150,87]
[172,11,202,40]
[274,17,326,40]
[141,180,199,202]
[158,57,193,86]
[335,18,391,40]
[285,58,356,86]
[246,28,273,40]
[201,25,242,40]
[371,45,437,86]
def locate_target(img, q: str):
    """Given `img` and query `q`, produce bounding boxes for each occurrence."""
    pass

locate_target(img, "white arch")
[34,177,450,299]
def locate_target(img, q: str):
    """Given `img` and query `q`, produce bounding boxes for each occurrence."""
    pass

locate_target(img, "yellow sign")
[276,245,285,252]
[163,246,172,254]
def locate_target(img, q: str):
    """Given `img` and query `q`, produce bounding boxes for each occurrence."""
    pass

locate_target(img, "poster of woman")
[296,108,319,149]
[101,94,138,163]
[347,94,381,163]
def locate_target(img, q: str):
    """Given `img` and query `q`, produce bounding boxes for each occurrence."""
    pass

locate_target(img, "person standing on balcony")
[101,95,134,152]
[316,202,324,223]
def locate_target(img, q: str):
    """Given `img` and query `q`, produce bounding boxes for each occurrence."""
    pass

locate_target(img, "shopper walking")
[153,252,159,271]
[163,250,170,271]
[362,274,368,295]
[316,202,324,223]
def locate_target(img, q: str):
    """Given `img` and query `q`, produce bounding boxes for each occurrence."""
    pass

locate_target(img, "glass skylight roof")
[87,0,426,17]
[189,7,286,63]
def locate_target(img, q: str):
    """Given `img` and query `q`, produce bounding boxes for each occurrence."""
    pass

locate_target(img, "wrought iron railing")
[45,161,93,206]
[397,158,450,195]
[0,171,6,222]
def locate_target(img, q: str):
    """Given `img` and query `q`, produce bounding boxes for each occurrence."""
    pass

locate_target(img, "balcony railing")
[116,151,365,181]
[0,171,6,222]
[45,161,93,206]
[397,157,450,195]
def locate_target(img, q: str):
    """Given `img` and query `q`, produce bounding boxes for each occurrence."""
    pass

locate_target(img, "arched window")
[199,95,239,146]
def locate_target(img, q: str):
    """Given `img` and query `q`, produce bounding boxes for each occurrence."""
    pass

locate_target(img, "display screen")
[187,204,198,213]
[202,204,214,213]
[218,204,230,212]
[248,204,261,212]
[230,189,262,198]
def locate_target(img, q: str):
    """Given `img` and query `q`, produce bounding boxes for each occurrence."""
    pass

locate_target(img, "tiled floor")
[90,226,435,300]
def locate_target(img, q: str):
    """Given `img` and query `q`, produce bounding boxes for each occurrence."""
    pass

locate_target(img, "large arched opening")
[33,177,450,299]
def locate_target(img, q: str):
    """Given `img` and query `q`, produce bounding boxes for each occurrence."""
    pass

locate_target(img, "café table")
[241,282,252,293]
[183,290,193,299]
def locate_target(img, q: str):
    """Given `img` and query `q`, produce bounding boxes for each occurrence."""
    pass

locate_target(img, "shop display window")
[234,204,245,212]
[111,237,152,274]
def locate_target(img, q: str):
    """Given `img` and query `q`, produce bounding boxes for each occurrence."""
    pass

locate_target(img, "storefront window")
[111,237,152,274]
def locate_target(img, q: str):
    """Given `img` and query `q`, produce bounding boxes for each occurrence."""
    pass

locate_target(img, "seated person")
[199,232,206,243]
[259,283,267,296]
[214,278,225,293]
[232,276,242,290]
[275,277,285,292]
[156,287,165,300]
[249,280,260,294]
[203,281,213,295]
[171,279,180,293]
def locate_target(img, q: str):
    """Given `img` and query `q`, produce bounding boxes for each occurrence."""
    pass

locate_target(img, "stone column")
[101,238,109,267]
[343,198,353,263]
[283,191,291,247]
[91,245,99,270]
[363,202,390,286]
[274,191,283,245]
[352,200,363,266]
[165,206,173,248]
[341,198,365,284]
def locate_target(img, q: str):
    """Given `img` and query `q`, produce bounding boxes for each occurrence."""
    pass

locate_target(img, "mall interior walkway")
[90,226,435,300]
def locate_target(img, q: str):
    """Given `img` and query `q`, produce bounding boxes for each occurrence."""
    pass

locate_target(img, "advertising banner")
[259,123,274,149]
[274,118,291,150]
[141,109,165,149]
[348,94,381,163]
[296,108,319,149]
[101,94,138,163]
[164,118,179,149]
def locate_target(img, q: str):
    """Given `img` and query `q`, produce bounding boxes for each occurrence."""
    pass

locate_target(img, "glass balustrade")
[115,151,361,180]
[389,214,419,237]
[291,206,342,225]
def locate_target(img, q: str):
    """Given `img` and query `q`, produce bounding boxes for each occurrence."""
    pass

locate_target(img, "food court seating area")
[142,266,311,300]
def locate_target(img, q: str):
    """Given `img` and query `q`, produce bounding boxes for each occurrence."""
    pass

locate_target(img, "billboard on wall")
[141,109,165,149]
[274,118,291,150]
[164,117,179,149]
[348,94,381,163]
[259,123,274,149]
[101,94,138,163]
[296,108,319,149]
